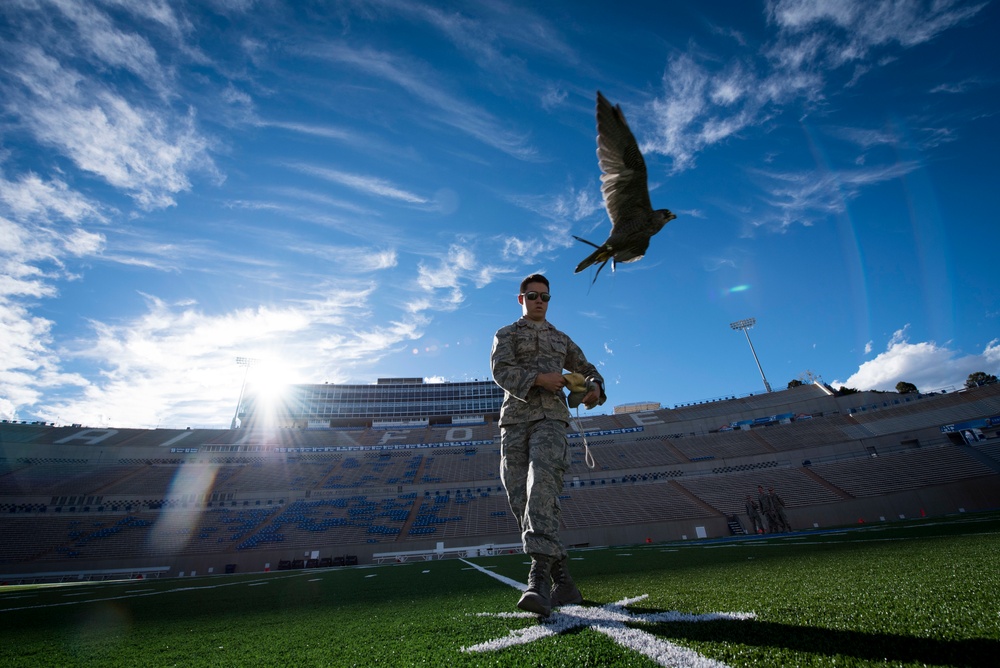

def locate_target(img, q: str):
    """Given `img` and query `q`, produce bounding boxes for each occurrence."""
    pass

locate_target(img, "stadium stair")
[799,466,855,499]
[959,442,1000,474]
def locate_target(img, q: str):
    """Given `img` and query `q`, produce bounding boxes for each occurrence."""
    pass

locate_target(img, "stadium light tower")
[729,318,772,393]
[231,356,258,429]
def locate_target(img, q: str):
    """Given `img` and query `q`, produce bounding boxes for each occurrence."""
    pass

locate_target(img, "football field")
[2,513,998,667]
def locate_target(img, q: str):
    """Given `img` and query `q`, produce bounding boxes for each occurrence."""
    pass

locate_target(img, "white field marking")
[462,594,756,667]
[248,582,268,587]
[422,570,430,574]
[616,553,632,556]
[308,578,323,582]
[459,559,756,667]
[460,559,527,591]
[365,574,377,578]
[0,572,310,613]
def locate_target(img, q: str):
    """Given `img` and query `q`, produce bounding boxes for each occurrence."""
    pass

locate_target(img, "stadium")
[3,378,999,584]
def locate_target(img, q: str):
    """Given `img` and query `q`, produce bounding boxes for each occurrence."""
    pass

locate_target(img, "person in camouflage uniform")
[757,484,774,533]
[768,486,792,532]
[744,494,764,534]
[490,273,606,616]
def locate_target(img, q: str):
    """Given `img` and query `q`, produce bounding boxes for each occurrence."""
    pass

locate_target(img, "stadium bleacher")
[2,382,1000,580]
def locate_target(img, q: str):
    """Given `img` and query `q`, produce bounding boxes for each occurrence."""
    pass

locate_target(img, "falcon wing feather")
[596,91,654,235]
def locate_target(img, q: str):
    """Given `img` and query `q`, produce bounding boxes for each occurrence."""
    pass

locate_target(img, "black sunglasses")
[522,291,551,302]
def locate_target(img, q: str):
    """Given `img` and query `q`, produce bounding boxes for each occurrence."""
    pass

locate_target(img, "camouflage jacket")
[491,317,606,427]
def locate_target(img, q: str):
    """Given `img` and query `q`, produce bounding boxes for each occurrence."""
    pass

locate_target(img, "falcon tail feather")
[573,236,616,285]
[572,236,611,273]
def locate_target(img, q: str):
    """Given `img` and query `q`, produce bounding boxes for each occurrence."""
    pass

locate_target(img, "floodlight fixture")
[729,318,772,393]
[231,356,258,429]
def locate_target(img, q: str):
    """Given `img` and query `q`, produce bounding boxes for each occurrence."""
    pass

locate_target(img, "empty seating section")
[751,416,854,451]
[426,422,497,442]
[975,440,1000,466]
[2,516,83,563]
[560,483,715,529]
[568,439,684,473]
[808,446,995,497]
[675,468,844,517]
[1,495,424,563]
[3,463,145,496]
[569,413,628,432]
[404,490,518,540]
[417,448,500,484]
[849,400,998,435]
[98,465,187,496]
[666,431,770,460]
[3,383,1000,570]
[846,384,1000,434]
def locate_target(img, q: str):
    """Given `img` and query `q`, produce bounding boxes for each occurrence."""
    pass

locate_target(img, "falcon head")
[651,209,677,234]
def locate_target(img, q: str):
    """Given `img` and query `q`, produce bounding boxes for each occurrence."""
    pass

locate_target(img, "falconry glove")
[563,372,598,470]
[563,372,598,409]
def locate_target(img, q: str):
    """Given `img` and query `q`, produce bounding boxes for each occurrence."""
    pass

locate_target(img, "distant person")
[491,273,606,617]
[768,486,792,532]
[744,494,764,534]
[757,484,774,533]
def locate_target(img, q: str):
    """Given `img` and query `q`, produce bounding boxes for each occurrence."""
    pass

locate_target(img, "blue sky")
[1,0,998,429]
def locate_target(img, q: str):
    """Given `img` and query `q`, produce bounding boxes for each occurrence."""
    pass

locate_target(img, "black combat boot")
[516,555,552,616]
[550,556,583,606]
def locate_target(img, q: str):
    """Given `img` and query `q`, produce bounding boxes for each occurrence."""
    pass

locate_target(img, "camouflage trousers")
[500,418,569,559]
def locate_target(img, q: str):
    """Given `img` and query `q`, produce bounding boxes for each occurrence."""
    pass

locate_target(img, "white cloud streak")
[289,163,428,205]
[28,290,428,428]
[2,1,219,209]
[753,161,918,230]
[307,42,538,161]
[834,326,1000,392]
[644,0,985,172]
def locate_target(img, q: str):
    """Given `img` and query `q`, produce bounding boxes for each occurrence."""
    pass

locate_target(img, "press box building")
[239,377,506,429]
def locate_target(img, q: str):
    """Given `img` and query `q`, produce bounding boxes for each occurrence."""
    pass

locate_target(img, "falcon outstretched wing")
[596,90,655,236]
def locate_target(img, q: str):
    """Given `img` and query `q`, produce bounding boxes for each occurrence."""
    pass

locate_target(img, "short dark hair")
[520,273,549,294]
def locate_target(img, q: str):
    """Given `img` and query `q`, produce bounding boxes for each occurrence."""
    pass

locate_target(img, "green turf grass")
[1,513,998,667]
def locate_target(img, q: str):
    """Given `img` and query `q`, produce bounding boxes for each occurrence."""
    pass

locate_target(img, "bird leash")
[564,373,597,470]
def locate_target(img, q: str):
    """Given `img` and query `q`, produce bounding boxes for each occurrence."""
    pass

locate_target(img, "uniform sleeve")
[564,336,607,407]
[490,326,536,403]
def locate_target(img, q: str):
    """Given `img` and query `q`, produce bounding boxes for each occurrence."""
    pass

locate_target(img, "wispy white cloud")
[752,161,918,230]
[930,77,988,94]
[511,184,603,226]
[827,126,898,149]
[288,245,398,273]
[0,171,107,226]
[45,0,173,96]
[767,0,986,63]
[288,163,428,205]
[306,42,539,161]
[0,168,110,423]
[833,326,1000,392]
[644,0,985,172]
[97,0,191,39]
[25,289,428,427]
[339,0,579,79]
[4,44,215,209]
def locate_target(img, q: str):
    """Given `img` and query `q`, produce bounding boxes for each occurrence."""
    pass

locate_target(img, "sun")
[243,359,295,428]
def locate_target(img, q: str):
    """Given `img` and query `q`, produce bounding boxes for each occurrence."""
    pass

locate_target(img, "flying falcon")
[574,91,676,284]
